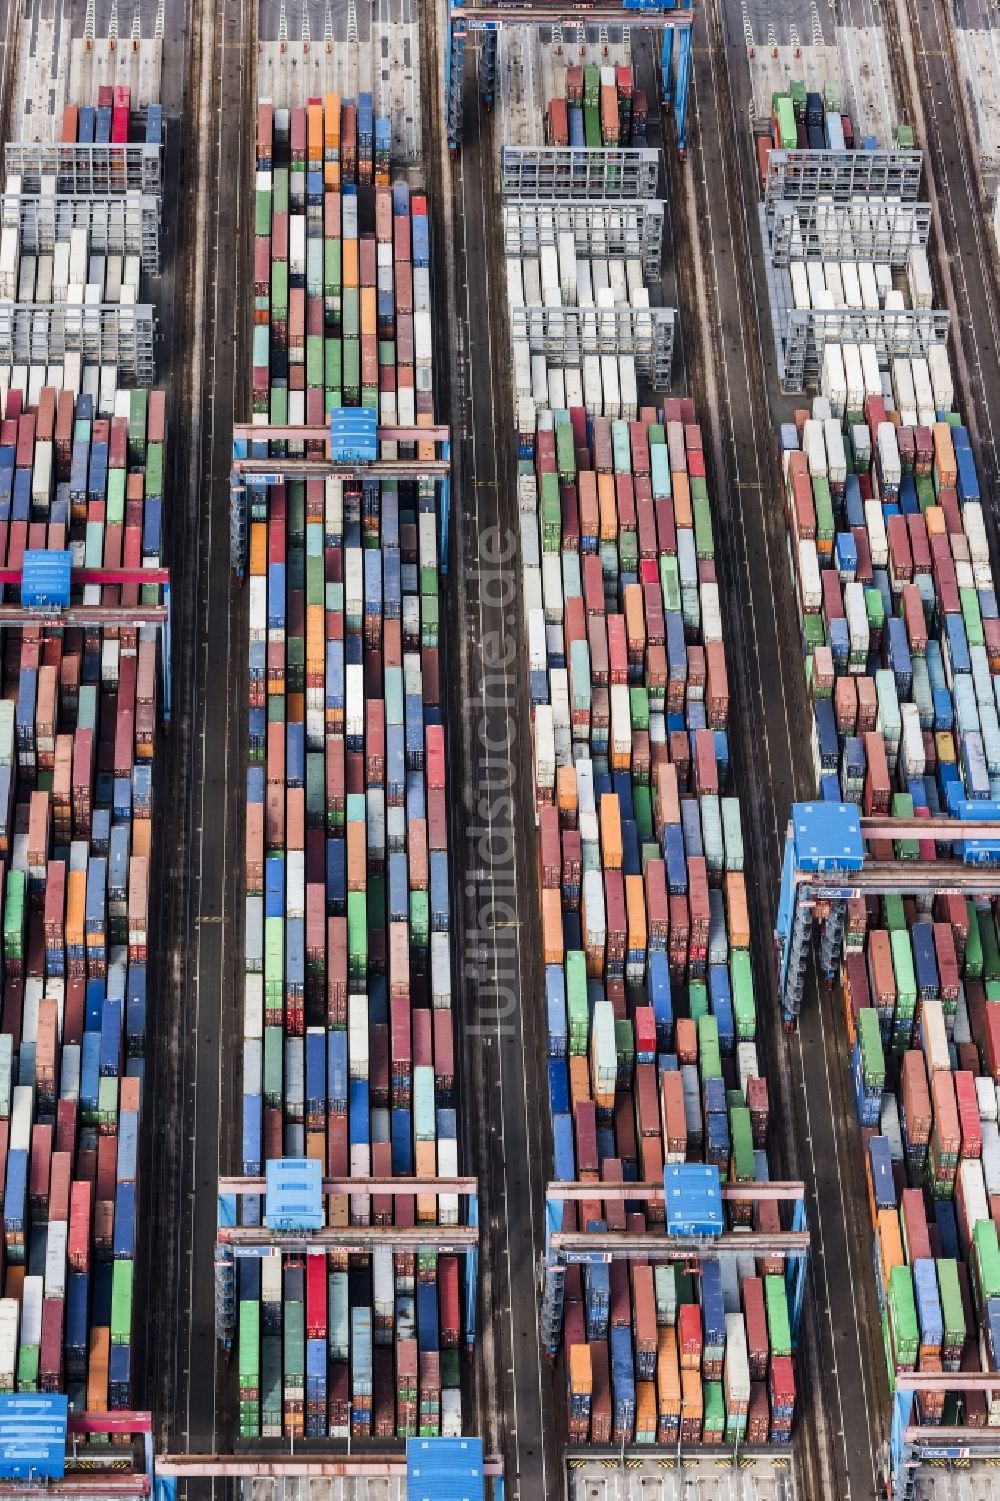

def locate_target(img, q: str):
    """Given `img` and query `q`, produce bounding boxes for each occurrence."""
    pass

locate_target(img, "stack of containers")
[0,355,167,1411]
[778,332,1000,1412]
[0,95,162,399]
[519,394,796,1445]
[779,341,996,828]
[757,80,858,183]
[240,99,462,1442]
[545,65,647,150]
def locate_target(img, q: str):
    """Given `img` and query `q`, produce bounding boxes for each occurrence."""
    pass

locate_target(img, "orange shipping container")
[569,1342,593,1395]
[323,94,341,149]
[87,1327,110,1412]
[725,872,750,949]
[597,473,617,543]
[342,238,359,289]
[877,1207,904,1287]
[673,470,692,528]
[541,887,564,966]
[624,873,646,956]
[569,1056,591,1112]
[599,793,623,868]
[657,1327,682,1416]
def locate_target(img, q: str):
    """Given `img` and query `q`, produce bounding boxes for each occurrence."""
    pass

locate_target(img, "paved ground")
[951,0,1000,189]
[256,0,421,162]
[566,1457,798,1501]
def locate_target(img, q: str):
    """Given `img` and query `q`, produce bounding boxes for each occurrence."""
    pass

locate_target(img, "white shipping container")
[527,605,547,671]
[958,1157,989,1247]
[860,343,882,399]
[724,1313,751,1405]
[736,1042,759,1095]
[802,418,827,479]
[547,366,565,412]
[244,973,263,1039]
[892,357,915,414]
[348,994,369,1078]
[877,422,902,487]
[512,339,531,399]
[540,243,560,295]
[824,260,845,308]
[583,354,603,417]
[700,582,723,642]
[437,1137,460,1225]
[899,701,925,779]
[542,552,564,624]
[608,259,628,306]
[20,1279,42,1347]
[564,366,584,409]
[576,260,594,307]
[823,419,847,486]
[911,356,933,412]
[610,684,632,762]
[861,503,888,571]
[806,262,827,306]
[582,868,606,951]
[821,343,845,413]
[534,704,555,790]
[506,257,524,308]
[798,540,822,611]
[558,230,578,303]
[843,343,865,412]
[841,261,862,309]
[858,263,880,311]
[983,1122,1000,1196]
[10,1087,32,1152]
[619,356,638,421]
[0,1301,18,1387]
[600,354,620,419]
[414,309,433,365]
[844,580,870,657]
[978,1074,999,1123]
[43,1219,67,1300]
[908,247,933,309]
[790,262,811,311]
[928,344,954,411]
[522,257,541,305]
[523,569,543,623]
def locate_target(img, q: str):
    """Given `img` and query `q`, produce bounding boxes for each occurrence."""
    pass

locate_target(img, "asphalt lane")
[140,0,249,1494]
[443,45,556,1501]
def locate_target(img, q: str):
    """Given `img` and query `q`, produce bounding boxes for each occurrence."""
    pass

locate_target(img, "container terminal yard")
[0,0,995,1498]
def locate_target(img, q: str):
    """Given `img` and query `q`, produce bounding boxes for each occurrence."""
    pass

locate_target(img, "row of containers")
[505,69,800,1450]
[513,376,798,1446]
[0,91,169,1414]
[236,100,467,1442]
[777,332,1000,1415]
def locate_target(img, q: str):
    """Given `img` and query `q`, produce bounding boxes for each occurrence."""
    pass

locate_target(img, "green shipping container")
[692,497,715,561]
[765,1275,791,1356]
[688,981,708,1022]
[4,871,25,962]
[272,261,289,318]
[730,949,756,1039]
[16,1344,38,1392]
[974,1220,1000,1303]
[887,1264,918,1365]
[730,1105,755,1181]
[698,1014,722,1079]
[348,890,367,981]
[979,908,1000,982]
[111,1260,134,1344]
[567,951,589,1055]
[965,901,984,978]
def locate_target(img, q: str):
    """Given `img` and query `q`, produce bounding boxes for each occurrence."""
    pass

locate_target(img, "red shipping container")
[955,1072,983,1158]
